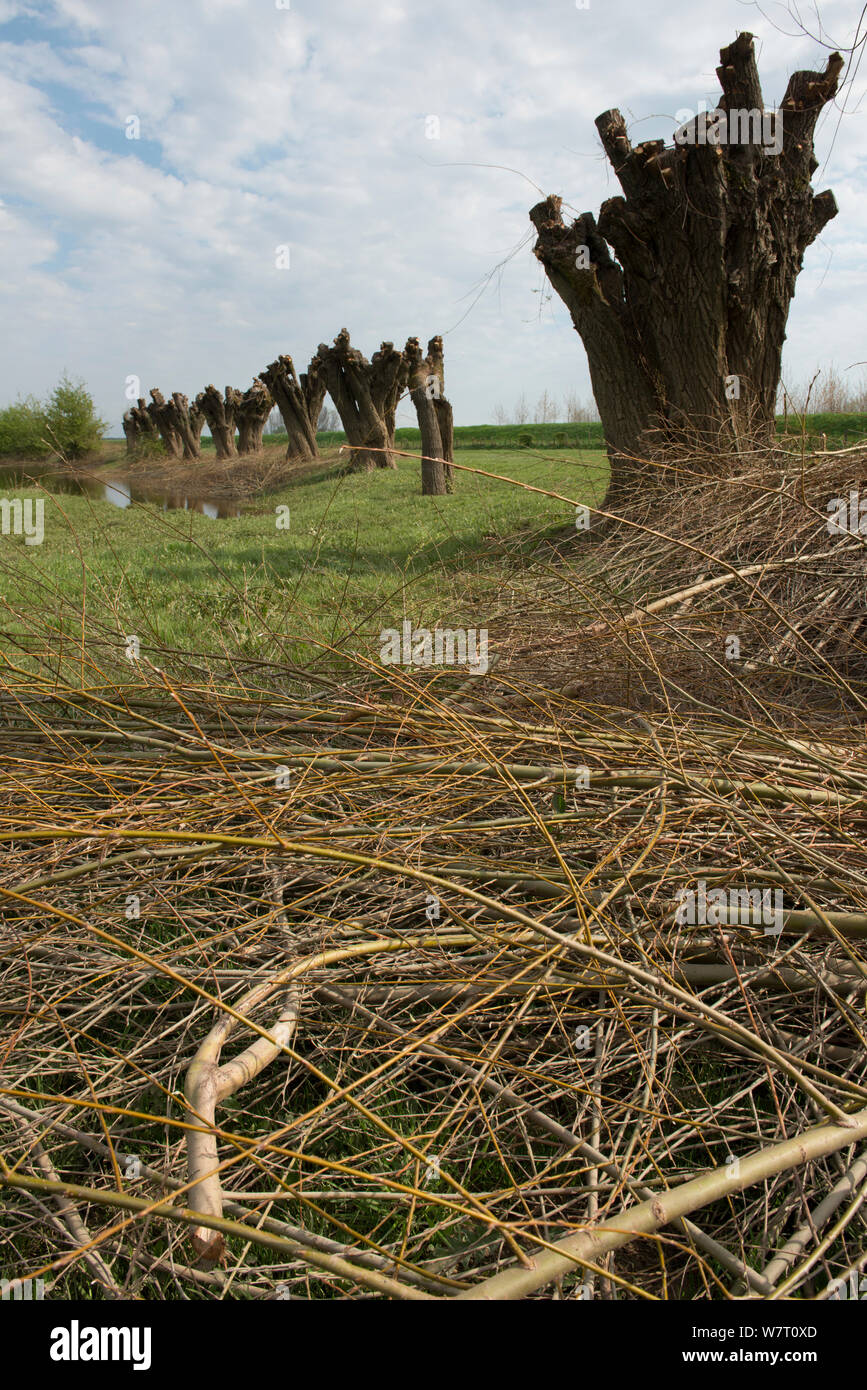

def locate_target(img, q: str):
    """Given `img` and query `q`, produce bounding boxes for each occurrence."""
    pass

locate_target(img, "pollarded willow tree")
[146,389,184,458]
[235,380,273,456]
[124,392,203,459]
[530,33,844,500]
[406,335,455,495]
[195,385,239,461]
[170,391,205,461]
[259,353,326,461]
[316,330,408,471]
[122,398,158,455]
[174,392,205,460]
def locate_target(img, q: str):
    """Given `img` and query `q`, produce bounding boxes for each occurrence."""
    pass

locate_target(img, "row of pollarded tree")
[122,383,274,464]
[122,330,455,496]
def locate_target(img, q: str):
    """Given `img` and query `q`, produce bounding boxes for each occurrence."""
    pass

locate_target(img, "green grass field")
[0,446,608,671]
[5,408,862,677]
[774,410,867,448]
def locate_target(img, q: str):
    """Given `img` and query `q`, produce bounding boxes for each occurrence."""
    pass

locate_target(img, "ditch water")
[0,464,241,519]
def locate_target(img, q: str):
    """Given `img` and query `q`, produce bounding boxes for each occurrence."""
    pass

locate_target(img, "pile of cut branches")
[1,619,866,1299]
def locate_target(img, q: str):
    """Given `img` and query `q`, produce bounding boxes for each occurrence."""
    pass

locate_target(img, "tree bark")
[529,33,843,500]
[122,412,138,455]
[316,329,407,471]
[435,395,455,492]
[259,354,326,461]
[373,341,408,455]
[427,334,454,491]
[169,392,204,460]
[122,398,160,456]
[195,385,239,460]
[147,389,183,459]
[405,335,453,495]
[235,380,273,456]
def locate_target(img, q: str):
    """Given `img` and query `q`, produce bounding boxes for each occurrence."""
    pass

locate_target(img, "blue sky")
[0,0,865,433]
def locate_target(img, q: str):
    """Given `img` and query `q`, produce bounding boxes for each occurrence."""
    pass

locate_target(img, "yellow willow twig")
[0,1168,434,1300]
[1,839,856,1125]
[2,879,532,1253]
[455,1103,867,1300]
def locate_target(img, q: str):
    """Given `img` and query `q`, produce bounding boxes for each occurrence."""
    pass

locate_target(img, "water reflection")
[0,464,241,519]
[103,477,131,508]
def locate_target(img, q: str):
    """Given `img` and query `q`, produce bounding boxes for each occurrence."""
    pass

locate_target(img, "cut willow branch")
[184,981,301,1261]
[0,1171,434,1300]
[455,1104,867,1300]
[761,1144,867,1290]
[3,590,867,1302]
[0,1098,452,1295]
[10,1113,121,1296]
[320,987,774,1296]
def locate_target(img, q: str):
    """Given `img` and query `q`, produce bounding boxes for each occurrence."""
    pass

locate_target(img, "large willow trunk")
[195,386,238,461]
[530,34,843,502]
[147,389,183,459]
[406,334,454,496]
[236,380,273,456]
[259,354,325,461]
[317,330,407,471]
[170,392,204,460]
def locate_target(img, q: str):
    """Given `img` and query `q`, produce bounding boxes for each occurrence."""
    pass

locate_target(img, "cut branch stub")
[530,32,843,501]
[236,379,273,456]
[259,353,325,461]
[316,329,406,471]
[195,386,239,460]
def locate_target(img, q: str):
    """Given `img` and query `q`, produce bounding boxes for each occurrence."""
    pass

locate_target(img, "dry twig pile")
[2,447,866,1300]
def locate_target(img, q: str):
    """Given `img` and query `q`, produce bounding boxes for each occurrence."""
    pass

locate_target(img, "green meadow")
[0,445,608,672]
[4,405,862,676]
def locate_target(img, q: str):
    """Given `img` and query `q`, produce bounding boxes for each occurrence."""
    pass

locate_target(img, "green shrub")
[0,397,49,457]
[0,376,106,460]
[43,374,106,459]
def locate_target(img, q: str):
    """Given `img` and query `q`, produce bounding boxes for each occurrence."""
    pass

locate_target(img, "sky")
[0,0,865,434]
